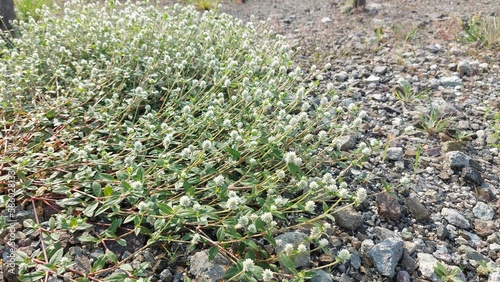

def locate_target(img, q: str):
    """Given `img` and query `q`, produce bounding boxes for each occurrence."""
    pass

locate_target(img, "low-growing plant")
[393,84,427,104]
[461,12,500,49]
[14,0,53,22]
[434,261,463,282]
[182,0,219,11]
[0,1,373,280]
[418,108,450,137]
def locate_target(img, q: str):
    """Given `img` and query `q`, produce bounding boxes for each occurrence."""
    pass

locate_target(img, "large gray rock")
[190,250,228,282]
[416,253,438,280]
[441,208,470,229]
[472,202,494,220]
[404,197,431,220]
[439,76,462,87]
[489,268,500,282]
[334,207,363,231]
[311,270,333,282]
[367,238,404,278]
[275,232,310,269]
[385,147,403,161]
[445,151,469,169]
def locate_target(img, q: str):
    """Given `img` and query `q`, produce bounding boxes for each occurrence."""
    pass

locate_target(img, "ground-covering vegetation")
[0,1,372,280]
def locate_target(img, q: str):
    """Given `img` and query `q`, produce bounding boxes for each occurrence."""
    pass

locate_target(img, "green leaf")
[287,163,299,176]
[279,253,298,274]
[216,227,225,241]
[19,271,46,282]
[135,166,144,181]
[121,180,132,191]
[104,273,129,282]
[244,239,259,251]
[103,185,113,197]
[78,234,99,243]
[83,202,99,217]
[92,255,106,272]
[183,180,194,196]
[226,147,241,160]
[44,109,56,119]
[208,246,219,261]
[119,264,134,271]
[17,170,27,182]
[224,266,240,279]
[322,201,329,213]
[99,173,115,181]
[157,203,173,215]
[116,238,127,246]
[49,248,64,264]
[56,197,82,207]
[92,182,102,197]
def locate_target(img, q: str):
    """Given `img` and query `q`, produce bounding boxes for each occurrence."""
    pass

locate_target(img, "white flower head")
[318,238,329,247]
[262,269,274,281]
[355,188,367,205]
[337,249,351,262]
[284,243,294,255]
[214,175,225,186]
[338,188,350,199]
[284,151,302,166]
[179,195,192,207]
[242,258,254,272]
[261,212,273,224]
[202,140,212,151]
[304,200,315,212]
[297,244,307,253]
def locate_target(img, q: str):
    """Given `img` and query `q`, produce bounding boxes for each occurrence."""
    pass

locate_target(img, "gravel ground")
[3,0,500,281]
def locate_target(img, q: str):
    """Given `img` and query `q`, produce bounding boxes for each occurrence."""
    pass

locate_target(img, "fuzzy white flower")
[238,215,249,227]
[261,212,273,224]
[284,243,294,255]
[262,269,274,281]
[242,258,254,272]
[318,238,329,247]
[309,181,319,190]
[338,188,350,199]
[247,224,257,233]
[274,196,288,207]
[284,151,302,166]
[337,249,351,262]
[191,233,201,244]
[179,195,191,207]
[214,175,225,186]
[202,140,212,151]
[276,170,286,179]
[362,147,371,155]
[304,200,315,212]
[297,244,307,253]
[355,188,367,204]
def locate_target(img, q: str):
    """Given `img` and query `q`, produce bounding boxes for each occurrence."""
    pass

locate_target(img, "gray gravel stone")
[385,147,403,161]
[311,270,333,282]
[333,207,363,231]
[417,253,438,280]
[457,61,472,77]
[275,232,310,269]
[441,207,470,229]
[446,151,469,169]
[336,135,357,151]
[335,71,348,82]
[373,66,388,75]
[396,270,411,282]
[404,197,431,220]
[190,250,229,281]
[473,202,494,220]
[439,76,462,87]
[489,269,500,282]
[367,237,404,278]
[461,167,483,185]
[365,75,380,85]
[159,269,173,282]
